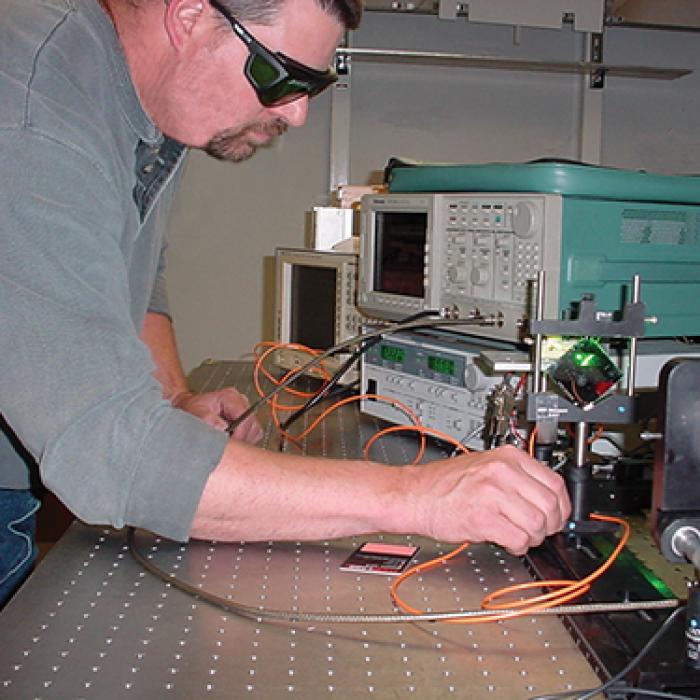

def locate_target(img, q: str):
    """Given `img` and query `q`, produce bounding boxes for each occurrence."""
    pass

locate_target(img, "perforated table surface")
[0,361,601,699]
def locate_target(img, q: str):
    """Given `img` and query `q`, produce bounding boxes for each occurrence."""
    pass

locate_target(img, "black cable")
[277,381,357,452]
[611,689,699,700]
[626,442,655,459]
[279,349,363,432]
[279,309,442,433]
[280,380,357,432]
[226,311,494,434]
[537,689,697,700]
[529,605,687,700]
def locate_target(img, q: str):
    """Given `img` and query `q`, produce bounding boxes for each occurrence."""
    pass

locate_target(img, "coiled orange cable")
[249,342,630,625]
[388,424,631,624]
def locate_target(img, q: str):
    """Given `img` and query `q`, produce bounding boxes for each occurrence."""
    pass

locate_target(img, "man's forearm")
[190,440,419,542]
[140,311,191,404]
[190,442,571,555]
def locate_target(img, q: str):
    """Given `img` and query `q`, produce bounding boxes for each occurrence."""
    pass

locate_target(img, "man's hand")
[174,389,263,444]
[414,445,571,556]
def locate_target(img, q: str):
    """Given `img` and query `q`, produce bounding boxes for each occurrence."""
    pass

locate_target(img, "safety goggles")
[209,0,338,107]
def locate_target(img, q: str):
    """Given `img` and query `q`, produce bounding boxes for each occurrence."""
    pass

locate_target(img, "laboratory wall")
[165,12,700,372]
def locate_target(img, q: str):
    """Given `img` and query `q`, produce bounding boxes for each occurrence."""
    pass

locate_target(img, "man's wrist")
[170,390,195,409]
[374,463,425,536]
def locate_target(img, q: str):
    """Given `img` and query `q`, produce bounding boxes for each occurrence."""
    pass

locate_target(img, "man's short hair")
[221,0,362,30]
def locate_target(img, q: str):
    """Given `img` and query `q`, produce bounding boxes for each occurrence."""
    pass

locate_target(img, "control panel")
[359,193,563,342]
[360,330,517,448]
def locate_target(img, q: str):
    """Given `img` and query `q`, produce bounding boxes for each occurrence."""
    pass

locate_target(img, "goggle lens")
[247,54,335,107]
[248,54,283,87]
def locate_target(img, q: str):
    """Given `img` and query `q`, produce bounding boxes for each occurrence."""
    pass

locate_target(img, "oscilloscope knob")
[470,267,490,286]
[512,201,537,239]
[448,266,467,283]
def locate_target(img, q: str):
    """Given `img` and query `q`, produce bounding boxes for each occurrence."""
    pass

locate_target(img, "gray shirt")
[0,0,229,540]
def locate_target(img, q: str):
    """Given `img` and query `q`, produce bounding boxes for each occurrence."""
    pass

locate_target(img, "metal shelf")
[336,47,691,81]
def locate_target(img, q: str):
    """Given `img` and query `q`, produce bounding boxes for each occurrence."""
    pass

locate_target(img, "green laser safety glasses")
[209,0,338,107]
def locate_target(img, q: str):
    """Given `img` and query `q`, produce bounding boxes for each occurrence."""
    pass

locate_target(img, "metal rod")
[575,422,589,467]
[128,528,681,624]
[568,422,592,523]
[627,274,641,397]
[533,271,546,394]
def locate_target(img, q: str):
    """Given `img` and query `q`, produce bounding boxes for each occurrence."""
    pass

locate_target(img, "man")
[0,0,570,606]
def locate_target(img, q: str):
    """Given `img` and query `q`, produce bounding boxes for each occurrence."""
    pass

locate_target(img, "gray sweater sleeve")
[148,237,171,319]
[0,129,228,541]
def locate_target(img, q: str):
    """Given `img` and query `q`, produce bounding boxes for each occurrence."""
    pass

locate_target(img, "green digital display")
[428,355,455,376]
[380,345,405,364]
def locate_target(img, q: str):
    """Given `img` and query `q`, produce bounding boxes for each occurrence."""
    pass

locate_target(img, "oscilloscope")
[358,163,700,342]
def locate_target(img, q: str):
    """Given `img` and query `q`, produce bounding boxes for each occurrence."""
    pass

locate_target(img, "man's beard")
[204,119,288,163]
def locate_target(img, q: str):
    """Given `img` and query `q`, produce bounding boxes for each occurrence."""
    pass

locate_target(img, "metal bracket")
[462,0,605,32]
[329,49,352,194]
[529,296,647,339]
[588,32,605,89]
[526,391,636,424]
[528,275,646,428]
[438,0,461,20]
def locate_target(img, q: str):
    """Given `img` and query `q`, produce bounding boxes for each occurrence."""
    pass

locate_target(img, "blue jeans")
[0,489,40,606]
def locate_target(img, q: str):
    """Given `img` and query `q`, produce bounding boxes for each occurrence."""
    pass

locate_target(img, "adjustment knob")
[512,201,537,239]
[464,364,489,392]
[448,266,467,283]
[470,268,490,286]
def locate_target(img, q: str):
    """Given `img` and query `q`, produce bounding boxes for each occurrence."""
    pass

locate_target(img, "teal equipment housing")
[387,162,700,338]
